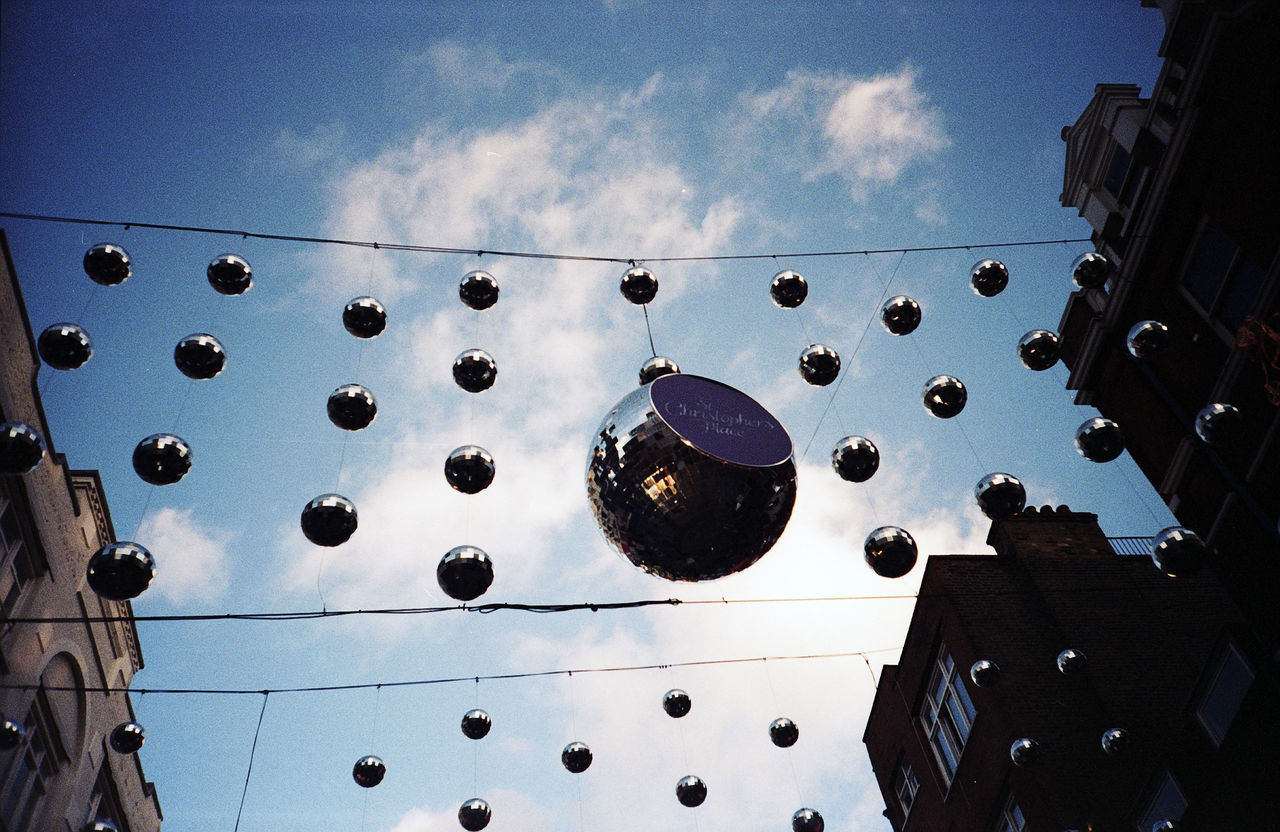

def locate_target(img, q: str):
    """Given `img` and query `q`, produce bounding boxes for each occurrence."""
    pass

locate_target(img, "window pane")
[1200,645,1254,745]
[1104,143,1132,196]
[1221,256,1265,331]
[1182,224,1237,312]
[953,675,977,727]
[1139,771,1187,829]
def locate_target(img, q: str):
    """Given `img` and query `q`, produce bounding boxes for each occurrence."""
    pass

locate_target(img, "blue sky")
[3,2,1171,830]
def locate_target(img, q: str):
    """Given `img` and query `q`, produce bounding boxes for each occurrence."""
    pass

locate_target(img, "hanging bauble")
[37,323,93,370]
[459,270,500,310]
[0,719,24,750]
[437,546,494,601]
[798,344,840,386]
[831,436,879,483]
[1194,403,1242,447]
[444,445,495,494]
[769,717,799,748]
[881,295,921,336]
[587,374,796,581]
[1150,820,1181,832]
[327,384,377,431]
[970,259,1009,297]
[1017,329,1061,371]
[1100,727,1131,756]
[458,798,492,831]
[792,808,825,832]
[460,709,492,740]
[922,375,966,419]
[1150,527,1206,578]
[207,254,252,295]
[620,266,658,305]
[974,473,1026,520]
[1074,417,1124,462]
[864,526,917,578]
[84,243,132,286]
[132,433,193,485]
[82,823,118,832]
[343,296,387,338]
[453,349,497,393]
[352,755,385,787]
[300,494,357,547]
[969,659,1000,687]
[86,542,155,601]
[0,422,46,474]
[1056,648,1086,675]
[561,741,592,773]
[1126,320,1171,360]
[1071,251,1112,289]
[769,270,808,308]
[662,689,691,718]
[675,775,707,808]
[109,721,145,754]
[638,355,680,386]
[174,333,226,379]
[1010,737,1040,766]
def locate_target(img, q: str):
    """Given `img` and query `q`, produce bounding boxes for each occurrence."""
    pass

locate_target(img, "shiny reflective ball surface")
[792,808,825,832]
[300,494,357,547]
[1056,648,1086,675]
[207,253,252,295]
[453,349,498,393]
[458,798,491,831]
[343,296,387,338]
[1010,737,1040,766]
[459,270,499,310]
[445,445,495,494]
[87,542,155,601]
[675,775,707,807]
[970,259,1009,297]
[881,295,921,336]
[82,822,118,832]
[831,436,879,483]
[586,374,796,582]
[1072,251,1112,289]
[1195,403,1242,447]
[974,472,1026,520]
[1101,727,1131,756]
[109,721,145,754]
[1075,417,1124,462]
[799,344,840,386]
[174,333,226,379]
[0,719,24,750]
[769,717,799,748]
[923,375,966,419]
[132,433,193,485]
[0,422,46,474]
[352,755,385,787]
[438,546,494,601]
[639,355,680,386]
[620,266,658,305]
[1127,320,1171,360]
[1150,820,1181,832]
[1151,527,1206,578]
[327,384,377,431]
[663,689,691,718]
[1018,329,1061,371]
[460,709,492,740]
[770,270,808,308]
[84,243,132,285]
[561,741,592,773]
[970,659,1000,688]
[38,323,93,370]
[864,526,917,579]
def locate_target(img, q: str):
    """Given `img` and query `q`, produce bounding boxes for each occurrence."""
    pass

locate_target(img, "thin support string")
[316,553,329,612]
[568,672,586,832]
[131,488,157,542]
[1116,456,1166,528]
[233,692,270,832]
[762,658,805,806]
[908,336,987,474]
[473,677,480,791]
[642,304,657,358]
[862,654,879,687]
[362,687,381,832]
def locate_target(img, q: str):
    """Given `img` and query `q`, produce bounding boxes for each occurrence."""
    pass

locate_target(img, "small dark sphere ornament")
[922,375,966,419]
[109,721,145,754]
[970,259,1009,297]
[969,659,1000,687]
[769,717,799,748]
[453,349,498,393]
[1150,820,1181,832]
[1195,403,1242,447]
[770,270,808,308]
[352,755,385,788]
[86,542,155,601]
[675,775,707,808]
[799,344,840,386]
[438,546,494,601]
[561,741,592,773]
[300,494,357,547]
[1056,648,1086,675]
[831,436,879,483]
[207,253,252,295]
[84,243,132,286]
[1,719,24,750]
[1101,727,1131,756]
[864,526,918,579]
[458,798,492,831]
[663,688,691,718]
[82,822,118,832]
[881,295,921,336]
[1010,737,1040,767]
[620,266,658,305]
[459,270,499,310]
[639,355,680,386]
[0,422,46,475]
[174,333,226,379]
[327,384,377,431]
[1127,320,1171,360]
[974,473,1026,520]
[1017,329,1061,371]
[792,808,825,832]
[1072,251,1112,289]
[1151,527,1206,578]
[586,374,796,582]
[132,433,193,486]
[38,323,93,370]
[460,709,492,740]
[343,296,387,338]
[444,445,495,494]
[1075,417,1124,463]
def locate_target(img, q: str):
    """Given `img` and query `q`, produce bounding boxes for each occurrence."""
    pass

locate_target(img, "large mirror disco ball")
[1195,402,1242,447]
[459,270,499,310]
[1,719,25,750]
[1150,526,1206,577]
[1071,251,1112,289]
[770,270,808,308]
[327,384,377,431]
[798,344,840,386]
[0,422,46,475]
[460,709,492,740]
[620,266,658,305]
[132,433,193,486]
[207,254,253,295]
[86,542,155,601]
[38,323,93,370]
[1074,417,1124,462]
[769,717,799,748]
[922,375,966,418]
[792,808,825,832]
[675,775,707,807]
[437,545,494,601]
[1126,320,1171,360]
[445,445,495,494]
[864,526,917,578]
[458,798,491,831]
[343,296,387,338]
[662,688,692,718]
[970,259,1009,297]
[352,755,385,787]
[831,436,879,483]
[300,494,357,547]
[174,333,226,379]
[639,355,680,386]
[586,374,796,581]
[109,721,145,754]
[974,472,1025,520]
[1010,737,1040,766]
[84,243,132,286]
[1017,329,1061,371]
[561,741,592,773]
[453,349,498,393]
[881,295,921,336]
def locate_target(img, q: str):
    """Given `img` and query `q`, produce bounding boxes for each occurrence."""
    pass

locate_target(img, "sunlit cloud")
[136,507,232,605]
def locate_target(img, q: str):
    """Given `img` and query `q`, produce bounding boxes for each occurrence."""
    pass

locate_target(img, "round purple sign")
[649,374,792,467]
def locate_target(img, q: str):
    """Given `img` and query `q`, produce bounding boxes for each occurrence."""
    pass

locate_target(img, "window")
[1135,770,1187,831]
[993,794,1026,832]
[88,763,130,832]
[0,690,66,830]
[1104,142,1133,200]
[918,644,977,784]
[892,760,919,819]
[1181,222,1269,334]
[0,499,42,623]
[1197,640,1253,746]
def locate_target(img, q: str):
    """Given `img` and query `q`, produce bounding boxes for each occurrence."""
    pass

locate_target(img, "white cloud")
[273,122,347,168]
[136,507,232,605]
